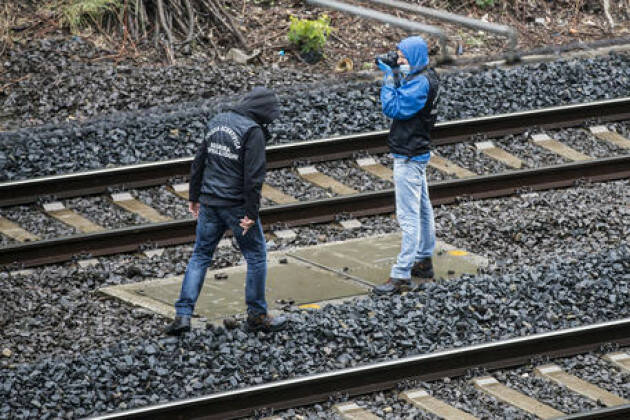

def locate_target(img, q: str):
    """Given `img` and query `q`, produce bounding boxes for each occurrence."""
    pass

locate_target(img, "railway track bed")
[267,347,630,420]
[1,99,629,267]
[2,239,629,419]
[92,319,630,419]
[1,102,629,420]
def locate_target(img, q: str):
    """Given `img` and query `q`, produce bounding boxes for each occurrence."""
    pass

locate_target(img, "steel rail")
[552,404,630,420]
[1,97,629,208]
[1,155,629,267]
[89,318,630,420]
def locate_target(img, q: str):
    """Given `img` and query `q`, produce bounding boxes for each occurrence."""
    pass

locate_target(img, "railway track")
[2,97,629,207]
[91,318,630,419]
[1,98,629,267]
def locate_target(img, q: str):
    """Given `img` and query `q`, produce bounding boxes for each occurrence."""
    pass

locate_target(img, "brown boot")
[246,313,288,332]
[372,277,412,295]
[411,258,434,279]
[164,316,191,336]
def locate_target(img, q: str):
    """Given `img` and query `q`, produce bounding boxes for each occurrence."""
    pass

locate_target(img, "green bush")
[288,14,332,55]
[62,0,122,33]
[475,0,495,8]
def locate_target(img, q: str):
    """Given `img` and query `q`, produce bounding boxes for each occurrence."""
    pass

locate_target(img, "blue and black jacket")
[380,36,440,159]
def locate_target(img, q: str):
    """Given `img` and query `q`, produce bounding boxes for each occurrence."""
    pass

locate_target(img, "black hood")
[230,87,280,125]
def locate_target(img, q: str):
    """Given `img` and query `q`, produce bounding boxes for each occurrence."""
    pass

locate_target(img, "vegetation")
[288,15,332,55]
[52,0,248,63]
[475,0,495,8]
[62,0,121,33]
[0,3,16,57]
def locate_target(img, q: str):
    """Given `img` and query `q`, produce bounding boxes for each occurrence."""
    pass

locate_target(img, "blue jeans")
[174,204,268,317]
[390,158,436,279]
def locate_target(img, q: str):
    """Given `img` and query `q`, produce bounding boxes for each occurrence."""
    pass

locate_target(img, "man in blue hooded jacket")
[373,36,440,295]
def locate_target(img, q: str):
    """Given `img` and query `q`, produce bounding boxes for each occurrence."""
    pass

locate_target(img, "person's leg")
[416,161,436,260]
[390,158,422,280]
[221,207,286,332]
[220,208,268,317]
[174,205,226,317]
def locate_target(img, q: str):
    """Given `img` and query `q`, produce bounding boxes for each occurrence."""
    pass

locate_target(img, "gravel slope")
[1,54,629,182]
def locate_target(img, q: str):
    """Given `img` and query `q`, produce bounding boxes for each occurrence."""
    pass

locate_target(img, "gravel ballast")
[266,348,626,420]
[1,120,627,247]
[2,244,628,418]
[1,53,629,182]
[1,179,628,419]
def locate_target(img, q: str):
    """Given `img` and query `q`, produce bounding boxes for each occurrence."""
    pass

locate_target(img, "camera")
[375,50,399,68]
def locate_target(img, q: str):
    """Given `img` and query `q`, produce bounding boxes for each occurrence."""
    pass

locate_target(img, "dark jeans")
[174,204,267,317]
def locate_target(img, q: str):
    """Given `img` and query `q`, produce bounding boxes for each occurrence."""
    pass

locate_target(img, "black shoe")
[246,313,288,333]
[164,316,191,336]
[411,258,434,279]
[372,277,412,295]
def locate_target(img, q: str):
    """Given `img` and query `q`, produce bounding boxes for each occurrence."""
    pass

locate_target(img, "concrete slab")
[589,126,630,149]
[535,364,629,407]
[297,166,357,195]
[289,234,485,286]
[475,141,523,169]
[101,234,486,322]
[429,154,476,178]
[356,157,394,182]
[101,256,367,322]
[400,389,479,420]
[334,402,380,420]
[472,376,564,419]
[43,202,104,233]
[170,183,189,200]
[604,352,630,373]
[0,216,39,242]
[531,134,591,161]
[111,194,171,223]
[262,183,297,204]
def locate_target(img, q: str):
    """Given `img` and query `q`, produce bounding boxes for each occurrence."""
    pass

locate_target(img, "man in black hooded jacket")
[165,87,287,335]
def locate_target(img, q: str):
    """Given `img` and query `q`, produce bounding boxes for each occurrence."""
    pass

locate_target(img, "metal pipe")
[366,0,519,61]
[306,0,451,63]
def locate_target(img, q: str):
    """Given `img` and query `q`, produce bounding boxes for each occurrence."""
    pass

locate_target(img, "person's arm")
[188,138,207,204]
[380,75,430,120]
[242,127,266,222]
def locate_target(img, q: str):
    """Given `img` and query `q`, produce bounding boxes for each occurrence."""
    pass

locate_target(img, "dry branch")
[55,0,250,62]
[157,0,174,62]
[602,0,614,30]
[183,0,194,43]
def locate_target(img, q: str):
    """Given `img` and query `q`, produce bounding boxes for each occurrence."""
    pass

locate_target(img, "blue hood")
[397,36,429,73]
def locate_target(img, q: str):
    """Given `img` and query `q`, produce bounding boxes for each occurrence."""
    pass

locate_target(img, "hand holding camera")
[374,50,399,70]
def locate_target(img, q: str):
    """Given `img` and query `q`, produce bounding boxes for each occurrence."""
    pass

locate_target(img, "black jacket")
[387,69,440,157]
[189,87,280,220]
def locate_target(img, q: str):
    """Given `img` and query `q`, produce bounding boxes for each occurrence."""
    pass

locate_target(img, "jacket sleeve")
[242,127,266,220]
[380,75,430,120]
[188,138,207,203]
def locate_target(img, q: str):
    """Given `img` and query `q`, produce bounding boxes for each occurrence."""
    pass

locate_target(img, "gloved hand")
[377,59,395,86]
[377,59,393,76]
